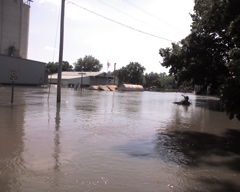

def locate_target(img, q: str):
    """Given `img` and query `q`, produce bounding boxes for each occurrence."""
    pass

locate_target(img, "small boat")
[173,95,191,106]
[173,101,191,106]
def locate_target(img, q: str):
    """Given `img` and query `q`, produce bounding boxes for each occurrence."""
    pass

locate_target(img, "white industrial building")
[49,72,115,88]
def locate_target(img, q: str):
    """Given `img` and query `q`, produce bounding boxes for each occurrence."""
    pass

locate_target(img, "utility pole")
[114,63,116,85]
[57,0,65,103]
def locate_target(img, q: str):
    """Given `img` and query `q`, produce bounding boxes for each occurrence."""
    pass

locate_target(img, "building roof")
[49,71,112,80]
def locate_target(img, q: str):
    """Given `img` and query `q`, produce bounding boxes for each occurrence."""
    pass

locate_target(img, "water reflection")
[53,104,61,171]
[75,91,99,112]
[121,93,143,113]
[195,96,224,112]
[49,103,62,190]
[154,129,240,192]
[1,88,240,192]
[0,91,26,191]
[154,129,240,166]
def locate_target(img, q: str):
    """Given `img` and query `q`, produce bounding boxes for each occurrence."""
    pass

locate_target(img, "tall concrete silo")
[0,0,31,59]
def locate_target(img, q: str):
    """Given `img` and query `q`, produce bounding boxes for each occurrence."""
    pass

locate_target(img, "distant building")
[49,72,115,88]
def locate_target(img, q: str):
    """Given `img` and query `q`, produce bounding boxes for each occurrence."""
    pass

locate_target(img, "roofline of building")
[0,54,46,65]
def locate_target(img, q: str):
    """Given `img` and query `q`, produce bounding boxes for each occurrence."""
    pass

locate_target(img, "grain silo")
[0,0,47,86]
[0,0,31,59]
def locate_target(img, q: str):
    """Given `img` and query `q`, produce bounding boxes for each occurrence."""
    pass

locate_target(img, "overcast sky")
[27,0,194,73]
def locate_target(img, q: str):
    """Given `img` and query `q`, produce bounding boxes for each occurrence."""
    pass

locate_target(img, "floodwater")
[0,86,240,192]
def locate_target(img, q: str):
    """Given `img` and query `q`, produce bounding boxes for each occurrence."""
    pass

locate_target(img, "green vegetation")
[159,0,240,120]
[143,72,178,90]
[74,55,103,72]
[115,62,145,85]
[46,61,73,74]
[115,64,178,91]
[144,72,163,88]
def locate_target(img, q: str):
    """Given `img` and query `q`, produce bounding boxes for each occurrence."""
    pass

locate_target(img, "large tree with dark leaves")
[144,72,162,88]
[159,0,240,120]
[74,55,103,72]
[46,61,73,74]
[116,62,145,85]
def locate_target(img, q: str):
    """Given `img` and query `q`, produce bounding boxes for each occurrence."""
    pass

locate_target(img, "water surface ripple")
[0,87,240,192]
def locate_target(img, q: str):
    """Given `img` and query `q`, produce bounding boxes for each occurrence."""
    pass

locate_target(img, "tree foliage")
[161,75,177,89]
[143,73,177,89]
[46,62,58,74]
[144,72,162,88]
[116,62,145,85]
[159,0,240,120]
[74,55,103,72]
[46,61,73,74]
[62,61,74,71]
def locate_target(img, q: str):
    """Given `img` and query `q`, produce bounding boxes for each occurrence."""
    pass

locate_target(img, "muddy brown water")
[0,86,239,192]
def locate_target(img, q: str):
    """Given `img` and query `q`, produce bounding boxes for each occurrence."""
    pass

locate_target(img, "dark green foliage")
[62,61,73,71]
[116,62,145,85]
[221,79,240,120]
[74,55,103,72]
[144,72,162,88]
[143,72,176,89]
[159,0,240,120]
[161,75,177,89]
[46,61,73,74]
[46,62,58,74]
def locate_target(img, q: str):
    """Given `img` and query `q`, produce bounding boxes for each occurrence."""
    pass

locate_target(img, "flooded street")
[0,86,240,192]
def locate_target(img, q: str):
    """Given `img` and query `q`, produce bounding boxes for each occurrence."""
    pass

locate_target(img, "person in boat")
[181,95,189,104]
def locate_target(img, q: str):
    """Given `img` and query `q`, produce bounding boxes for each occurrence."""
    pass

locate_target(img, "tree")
[74,55,103,72]
[46,62,58,74]
[62,61,73,71]
[161,75,177,89]
[143,72,177,89]
[159,0,240,120]
[144,72,162,88]
[115,66,128,84]
[46,61,73,74]
[159,72,167,78]
[116,62,145,85]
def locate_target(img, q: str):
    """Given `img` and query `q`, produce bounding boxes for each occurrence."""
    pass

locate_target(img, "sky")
[27,0,194,74]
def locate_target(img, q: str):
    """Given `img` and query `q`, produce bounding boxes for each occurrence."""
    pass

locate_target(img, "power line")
[67,1,177,43]
[98,0,165,33]
[123,0,186,33]
[53,6,61,62]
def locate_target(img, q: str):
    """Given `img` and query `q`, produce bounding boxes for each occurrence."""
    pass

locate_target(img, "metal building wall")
[0,0,30,58]
[0,55,47,85]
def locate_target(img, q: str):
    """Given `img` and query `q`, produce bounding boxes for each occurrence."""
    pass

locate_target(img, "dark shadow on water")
[116,129,240,191]
[197,178,240,192]
[154,129,240,169]
[195,98,224,112]
[118,129,240,168]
